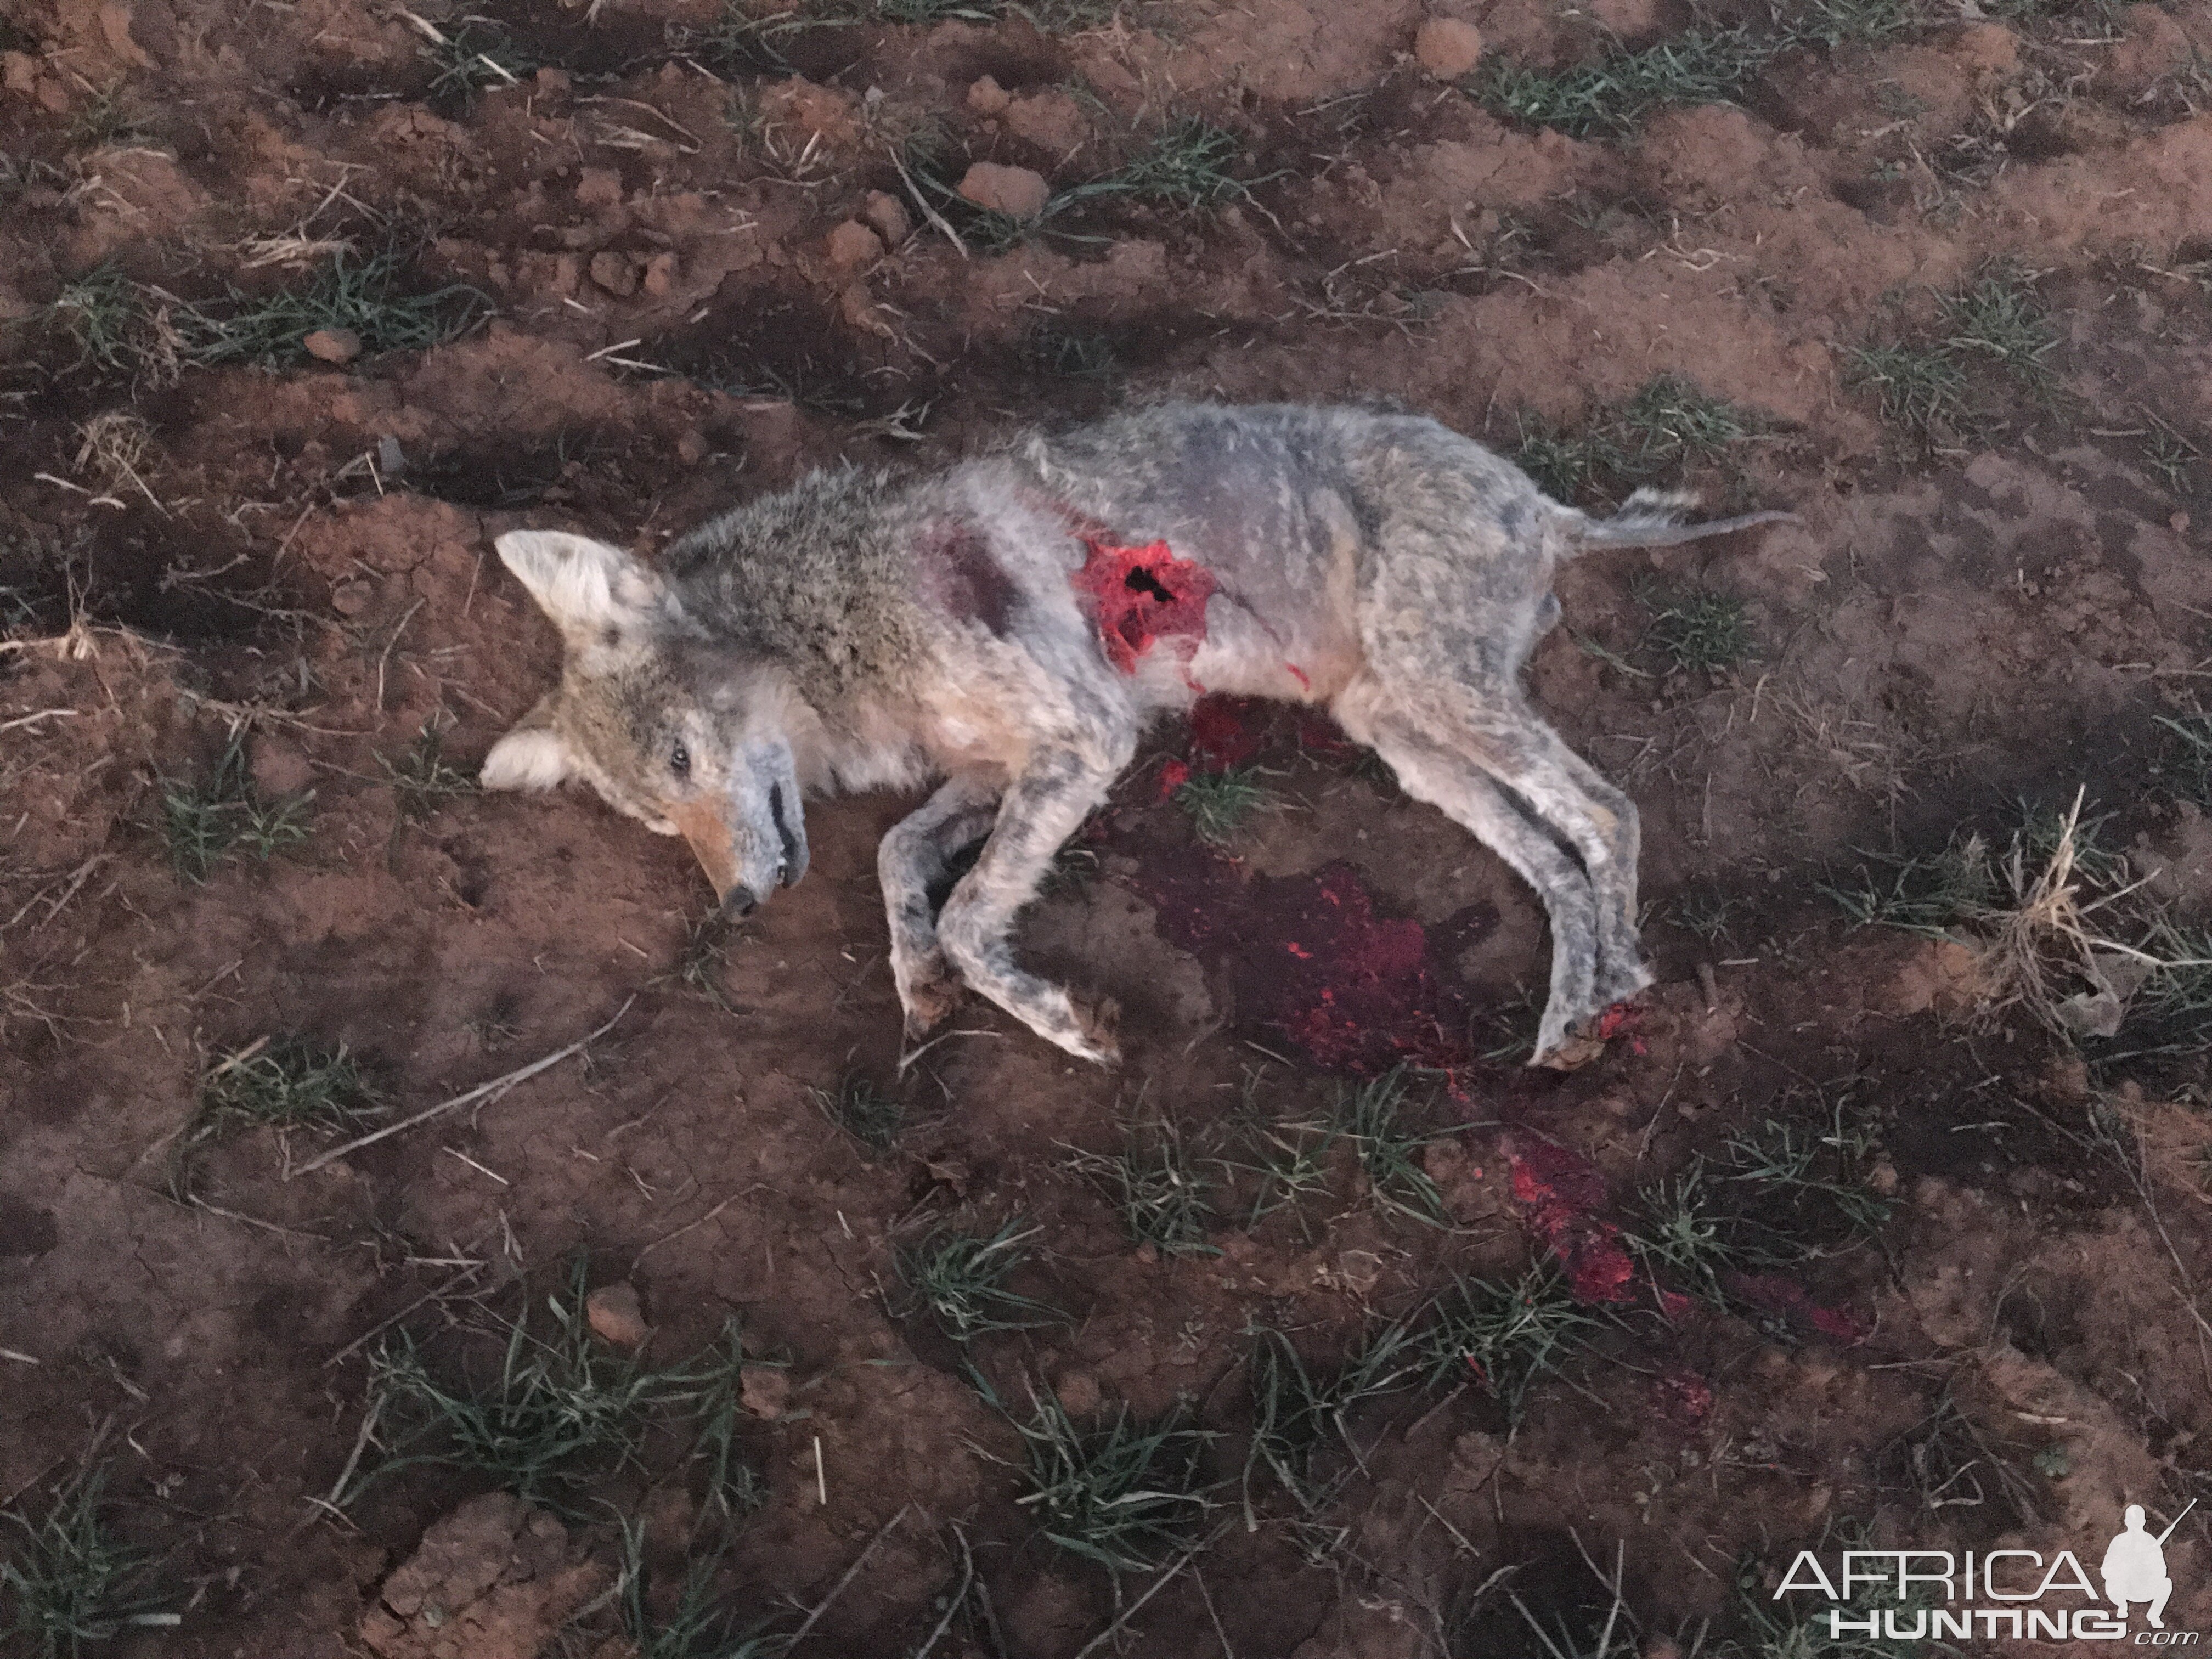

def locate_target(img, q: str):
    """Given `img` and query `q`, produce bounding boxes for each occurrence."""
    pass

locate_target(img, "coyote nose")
[720,884,758,919]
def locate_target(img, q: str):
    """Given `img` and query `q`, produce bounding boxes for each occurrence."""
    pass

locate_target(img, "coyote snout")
[479,403,1791,1068]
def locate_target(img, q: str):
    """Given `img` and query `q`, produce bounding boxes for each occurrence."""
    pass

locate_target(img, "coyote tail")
[1566,487,1798,552]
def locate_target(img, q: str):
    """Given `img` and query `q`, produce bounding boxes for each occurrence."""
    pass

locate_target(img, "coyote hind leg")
[879,775,1002,1037]
[1347,708,1605,1062]
[937,744,1128,1065]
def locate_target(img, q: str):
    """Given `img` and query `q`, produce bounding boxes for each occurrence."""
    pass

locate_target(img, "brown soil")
[4,0,2212,1654]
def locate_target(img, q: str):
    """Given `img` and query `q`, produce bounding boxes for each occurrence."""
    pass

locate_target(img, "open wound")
[1071,536,1217,675]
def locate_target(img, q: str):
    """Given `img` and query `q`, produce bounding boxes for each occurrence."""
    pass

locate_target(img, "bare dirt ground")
[7,0,2212,1654]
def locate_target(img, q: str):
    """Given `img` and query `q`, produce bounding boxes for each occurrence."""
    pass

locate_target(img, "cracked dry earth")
[5,0,2212,1654]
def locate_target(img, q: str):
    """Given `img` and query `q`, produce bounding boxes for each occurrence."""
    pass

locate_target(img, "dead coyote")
[481,402,1787,1066]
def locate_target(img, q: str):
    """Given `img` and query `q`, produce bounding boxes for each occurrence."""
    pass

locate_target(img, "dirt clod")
[861,190,911,247]
[966,75,1011,116]
[361,1494,611,1659]
[303,327,362,365]
[1413,18,1484,78]
[825,219,884,271]
[956,162,1050,219]
[584,1280,650,1347]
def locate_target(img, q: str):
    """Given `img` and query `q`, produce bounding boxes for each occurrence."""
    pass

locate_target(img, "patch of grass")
[1228,1114,1336,1232]
[1722,1109,1894,1245]
[895,1219,1064,1341]
[3,1468,176,1659]
[1640,585,1755,673]
[1513,374,1762,503]
[1719,1530,1951,1659]
[1173,764,1277,844]
[197,1035,381,1134]
[1101,116,1254,211]
[358,1258,754,1510]
[1475,26,1781,138]
[381,722,474,822]
[1846,342,1969,439]
[1415,1265,1605,1425]
[1020,323,1119,380]
[1623,1164,1758,1306]
[1243,1322,1425,1517]
[683,1321,774,1523]
[616,1522,783,1658]
[812,1073,902,1152]
[703,0,1116,62]
[2159,708,2212,805]
[1850,268,2058,441]
[1671,889,1741,941]
[157,730,313,883]
[39,265,153,379]
[423,20,538,101]
[174,249,485,369]
[1820,832,1996,936]
[1788,0,1919,49]
[1331,1069,1449,1227]
[1064,1122,1217,1256]
[1009,1387,1216,1573]
[1939,269,2059,392]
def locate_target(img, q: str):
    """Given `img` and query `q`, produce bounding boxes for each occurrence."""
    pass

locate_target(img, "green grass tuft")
[157,731,313,883]
[895,1219,1065,1341]
[1414,1265,1605,1424]
[1103,116,1254,211]
[1065,1123,1217,1256]
[357,1257,760,1510]
[1640,584,1756,673]
[381,722,475,822]
[198,1035,381,1134]
[175,249,484,369]
[616,1521,783,1658]
[1243,1322,1425,1517]
[39,266,152,379]
[1010,1387,1216,1573]
[423,20,538,101]
[1173,764,1277,845]
[1514,374,1763,504]
[1850,267,2058,441]
[1331,1069,1451,1227]
[1475,26,1780,138]
[812,1073,904,1152]
[3,1468,176,1659]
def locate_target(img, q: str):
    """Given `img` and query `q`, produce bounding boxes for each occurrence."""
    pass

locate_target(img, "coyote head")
[478,531,808,916]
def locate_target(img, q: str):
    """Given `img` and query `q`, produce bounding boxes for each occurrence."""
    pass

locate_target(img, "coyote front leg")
[936,744,1128,1065]
[878,774,1002,1037]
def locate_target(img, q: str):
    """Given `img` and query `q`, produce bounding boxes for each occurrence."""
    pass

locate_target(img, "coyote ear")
[481,695,572,791]
[494,531,666,634]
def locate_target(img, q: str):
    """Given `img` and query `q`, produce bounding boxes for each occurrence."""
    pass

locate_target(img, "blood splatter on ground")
[1508,1139,1640,1306]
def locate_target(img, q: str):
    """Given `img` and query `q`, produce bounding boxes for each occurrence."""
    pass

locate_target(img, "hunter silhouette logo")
[2105,1503,2190,1629]
[1773,1500,2199,1643]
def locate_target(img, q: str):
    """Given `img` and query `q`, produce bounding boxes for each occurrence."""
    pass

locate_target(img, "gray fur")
[481,402,1791,1066]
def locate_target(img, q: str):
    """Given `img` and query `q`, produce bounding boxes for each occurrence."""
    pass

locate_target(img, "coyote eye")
[670,740,691,777]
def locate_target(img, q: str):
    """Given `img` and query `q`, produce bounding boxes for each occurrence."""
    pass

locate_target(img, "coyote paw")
[1068,995,1122,1068]
[898,957,966,1037]
[1527,998,1645,1071]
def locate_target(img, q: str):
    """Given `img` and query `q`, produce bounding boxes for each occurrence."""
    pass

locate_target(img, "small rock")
[575,166,624,208]
[966,74,1011,115]
[330,578,373,617]
[956,161,1050,219]
[2,51,36,95]
[675,428,708,465]
[1004,89,1087,154]
[251,737,315,800]
[534,66,571,97]
[1053,1369,1101,1416]
[739,1366,792,1418]
[588,251,637,296]
[860,189,910,246]
[640,251,678,297]
[1868,1160,1899,1197]
[585,1281,650,1347]
[1414,17,1485,78]
[303,326,362,365]
[824,218,884,270]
